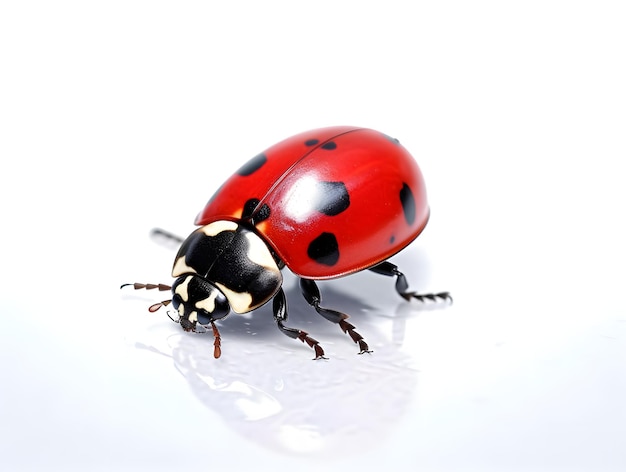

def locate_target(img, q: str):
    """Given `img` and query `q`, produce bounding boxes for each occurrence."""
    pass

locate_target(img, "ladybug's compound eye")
[171,275,230,331]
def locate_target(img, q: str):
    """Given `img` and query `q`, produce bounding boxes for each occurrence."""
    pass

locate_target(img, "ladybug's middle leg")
[272,288,327,360]
[299,278,372,355]
[369,261,453,303]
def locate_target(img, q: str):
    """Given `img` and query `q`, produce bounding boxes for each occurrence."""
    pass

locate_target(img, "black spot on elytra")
[307,232,339,266]
[255,203,271,222]
[242,198,271,224]
[242,198,259,219]
[321,141,337,150]
[237,153,267,176]
[304,138,319,146]
[315,181,350,216]
[390,235,396,244]
[399,183,416,226]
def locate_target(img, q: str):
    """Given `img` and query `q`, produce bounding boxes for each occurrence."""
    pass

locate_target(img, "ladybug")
[123,126,451,359]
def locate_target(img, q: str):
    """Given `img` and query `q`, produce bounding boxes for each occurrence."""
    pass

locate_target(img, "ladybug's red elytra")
[122,126,451,359]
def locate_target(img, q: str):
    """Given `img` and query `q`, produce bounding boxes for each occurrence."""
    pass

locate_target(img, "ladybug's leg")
[150,228,185,248]
[272,288,327,360]
[299,278,372,355]
[369,261,453,303]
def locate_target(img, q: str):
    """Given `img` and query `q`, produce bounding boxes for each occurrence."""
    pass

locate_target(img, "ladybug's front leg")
[299,278,372,355]
[272,288,327,360]
[369,261,453,303]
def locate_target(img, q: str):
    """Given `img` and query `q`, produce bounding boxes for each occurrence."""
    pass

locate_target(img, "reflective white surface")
[2,1,626,471]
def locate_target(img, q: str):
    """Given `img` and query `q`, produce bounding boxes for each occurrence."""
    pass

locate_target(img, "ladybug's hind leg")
[369,261,453,303]
[299,278,372,355]
[273,288,327,360]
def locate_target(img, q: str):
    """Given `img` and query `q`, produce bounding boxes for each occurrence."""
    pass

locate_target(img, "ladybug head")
[170,274,230,332]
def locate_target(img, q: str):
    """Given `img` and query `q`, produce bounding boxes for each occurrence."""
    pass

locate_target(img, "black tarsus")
[150,228,185,246]
[272,288,326,359]
[299,278,372,355]
[369,261,453,303]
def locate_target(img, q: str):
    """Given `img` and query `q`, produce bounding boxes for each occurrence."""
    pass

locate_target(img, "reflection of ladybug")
[123,126,451,359]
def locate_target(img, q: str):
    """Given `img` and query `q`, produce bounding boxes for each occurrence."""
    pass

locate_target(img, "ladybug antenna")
[120,281,221,358]
[149,300,172,312]
[120,282,172,291]
[121,282,173,318]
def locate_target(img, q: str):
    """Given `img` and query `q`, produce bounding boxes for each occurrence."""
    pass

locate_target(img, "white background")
[1,1,625,471]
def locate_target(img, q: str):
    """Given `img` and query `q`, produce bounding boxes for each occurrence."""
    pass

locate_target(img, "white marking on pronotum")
[215,282,253,314]
[195,290,219,313]
[200,220,238,236]
[244,231,280,272]
[172,256,196,278]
